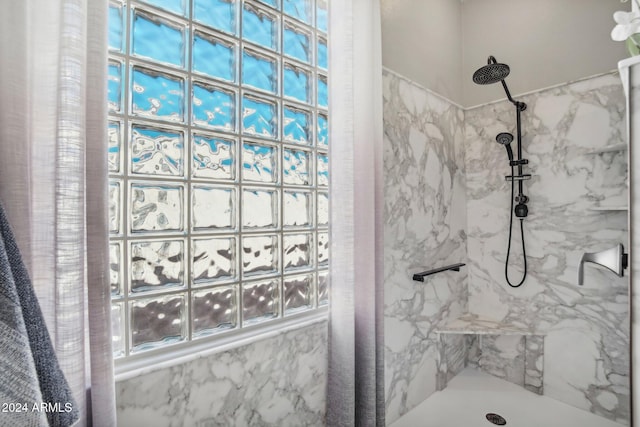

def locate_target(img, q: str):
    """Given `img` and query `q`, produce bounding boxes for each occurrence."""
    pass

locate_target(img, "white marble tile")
[383,70,468,424]
[116,322,327,427]
[465,72,629,424]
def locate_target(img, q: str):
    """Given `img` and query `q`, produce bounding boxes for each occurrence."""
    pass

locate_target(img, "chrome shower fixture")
[473,55,529,288]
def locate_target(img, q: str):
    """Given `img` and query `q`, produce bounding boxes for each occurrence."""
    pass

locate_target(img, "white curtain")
[327,0,385,425]
[0,0,116,425]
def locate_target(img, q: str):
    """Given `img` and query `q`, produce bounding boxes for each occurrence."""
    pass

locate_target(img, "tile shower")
[383,68,629,425]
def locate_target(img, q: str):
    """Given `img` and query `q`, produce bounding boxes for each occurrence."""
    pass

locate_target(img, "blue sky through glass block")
[284,66,310,104]
[109,5,123,52]
[317,1,327,33]
[194,0,236,35]
[242,50,277,93]
[133,11,184,67]
[317,154,328,186]
[317,114,328,148]
[243,4,277,51]
[243,96,276,138]
[256,0,278,7]
[284,26,310,64]
[108,62,122,112]
[132,68,184,121]
[140,0,188,16]
[193,34,235,82]
[317,39,327,69]
[193,84,236,131]
[193,135,234,172]
[283,0,310,24]
[317,76,327,108]
[284,107,310,143]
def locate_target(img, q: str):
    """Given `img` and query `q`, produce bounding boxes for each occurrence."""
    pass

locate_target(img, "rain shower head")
[472,56,510,85]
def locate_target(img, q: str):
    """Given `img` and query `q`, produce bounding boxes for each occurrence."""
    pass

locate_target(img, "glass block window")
[108,0,329,358]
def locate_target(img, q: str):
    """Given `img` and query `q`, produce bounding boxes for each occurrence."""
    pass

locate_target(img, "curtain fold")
[327,0,385,425]
[0,0,116,425]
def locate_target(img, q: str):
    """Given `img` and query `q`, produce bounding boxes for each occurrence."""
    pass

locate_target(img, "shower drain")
[485,413,507,425]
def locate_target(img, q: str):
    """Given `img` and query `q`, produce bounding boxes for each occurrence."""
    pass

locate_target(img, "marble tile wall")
[465,73,629,423]
[382,68,468,424]
[116,322,327,427]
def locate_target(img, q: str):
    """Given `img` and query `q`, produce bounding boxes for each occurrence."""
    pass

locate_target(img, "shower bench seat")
[434,313,545,395]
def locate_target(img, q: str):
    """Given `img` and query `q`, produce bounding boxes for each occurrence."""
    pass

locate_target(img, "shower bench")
[434,313,545,395]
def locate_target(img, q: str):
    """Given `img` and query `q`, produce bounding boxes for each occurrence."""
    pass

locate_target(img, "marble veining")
[465,72,629,424]
[382,69,468,424]
[116,322,327,427]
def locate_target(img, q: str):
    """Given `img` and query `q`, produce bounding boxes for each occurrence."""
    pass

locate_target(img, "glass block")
[112,303,125,357]
[192,286,238,337]
[130,240,184,292]
[192,82,236,131]
[317,0,328,33]
[194,0,237,35]
[242,48,277,94]
[284,63,311,104]
[192,133,235,180]
[283,105,311,144]
[283,0,311,24]
[317,231,328,265]
[109,180,121,234]
[193,237,237,283]
[132,9,185,67]
[108,60,122,112]
[131,124,184,176]
[192,185,236,230]
[242,188,278,229]
[242,279,279,324]
[242,94,277,138]
[256,0,278,7]
[317,36,327,70]
[284,233,312,270]
[283,21,310,64]
[317,192,328,226]
[110,242,122,296]
[317,153,328,187]
[108,121,121,173]
[132,66,185,122]
[283,148,310,185]
[131,294,186,352]
[140,0,188,17]
[243,2,278,51]
[283,190,311,228]
[317,113,328,148]
[108,4,123,52]
[318,270,328,305]
[284,274,313,314]
[131,183,184,232]
[242,235,278,276]
[193,31,236,82]
[317,74,328,108]
[242,141,277,183]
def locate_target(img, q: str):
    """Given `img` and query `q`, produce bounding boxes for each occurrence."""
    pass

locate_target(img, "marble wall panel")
[116,322,327,427]
[465,73,629,424]
[382,68,468,424]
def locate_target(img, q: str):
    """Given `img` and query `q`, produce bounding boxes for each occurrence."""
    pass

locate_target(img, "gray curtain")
[0,0,116,425]
[327,0,385,425]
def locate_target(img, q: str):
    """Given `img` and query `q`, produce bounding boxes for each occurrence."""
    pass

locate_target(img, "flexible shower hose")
[505,165,527,287]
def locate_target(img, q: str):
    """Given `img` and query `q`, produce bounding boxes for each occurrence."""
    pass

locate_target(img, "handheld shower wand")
[473,55,529,288]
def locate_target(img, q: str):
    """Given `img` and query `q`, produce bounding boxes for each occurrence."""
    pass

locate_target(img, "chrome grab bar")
[578,243,628,286]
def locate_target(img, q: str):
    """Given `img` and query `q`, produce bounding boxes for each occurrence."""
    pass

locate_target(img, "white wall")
[381,0,463,104]
[380,0,629,107]
[462,0,629,107]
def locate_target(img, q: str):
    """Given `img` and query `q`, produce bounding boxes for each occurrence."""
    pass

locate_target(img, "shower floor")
[389,368,625,427]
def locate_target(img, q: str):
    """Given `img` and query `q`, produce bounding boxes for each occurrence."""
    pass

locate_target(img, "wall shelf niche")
[586,143,627,154]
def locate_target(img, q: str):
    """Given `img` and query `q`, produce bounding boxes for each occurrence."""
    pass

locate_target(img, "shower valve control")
[515,194,529,204]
